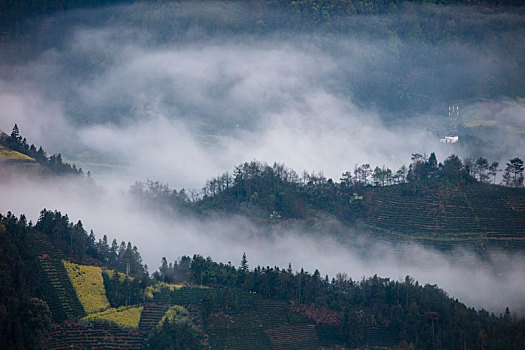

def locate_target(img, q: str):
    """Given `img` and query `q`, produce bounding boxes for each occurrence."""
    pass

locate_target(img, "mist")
[2,2,524,181]
[1,2,525,315]
[1,174,525,316]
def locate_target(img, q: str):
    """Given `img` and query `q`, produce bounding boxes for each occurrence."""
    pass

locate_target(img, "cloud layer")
[1,2,525,315]
[1,175,525,315]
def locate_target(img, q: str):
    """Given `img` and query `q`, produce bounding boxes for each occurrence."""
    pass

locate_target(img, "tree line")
[2,0,522,33]
[2,209,525,348]
[130,153,525,222]
[0,124,85,177]
[151,252,525,349]
[35,209,147,277]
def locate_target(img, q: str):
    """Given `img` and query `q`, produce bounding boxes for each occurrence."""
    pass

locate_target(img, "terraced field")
[266,324,319,350]
[315,325,345,347]
[138,303,170,338]
[36,256,86,322]
[363,183,525,249]
[365,325,397,348]
[82,306,144,330]
[29,232,65,259]
[0,144,52,177]
[206,297,326,350]
[29,233,85,322]
[44,320,143,350]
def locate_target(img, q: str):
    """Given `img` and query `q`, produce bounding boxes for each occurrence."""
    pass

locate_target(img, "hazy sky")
[1,2,523,186]
[1,2,524,315]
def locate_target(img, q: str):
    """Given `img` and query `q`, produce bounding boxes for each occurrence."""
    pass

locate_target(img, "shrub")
[158,305,189,328]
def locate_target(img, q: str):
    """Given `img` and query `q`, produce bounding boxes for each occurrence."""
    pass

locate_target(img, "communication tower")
[440,105,460,143]
[448,105,460,135]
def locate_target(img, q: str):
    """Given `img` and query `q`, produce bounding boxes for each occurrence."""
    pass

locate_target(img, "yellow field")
[158,305,189,327]
[165,283,184,290]
[144,282,184,300]
[81,306,143,329]
[0,145,35,161]
[63,260,110,314]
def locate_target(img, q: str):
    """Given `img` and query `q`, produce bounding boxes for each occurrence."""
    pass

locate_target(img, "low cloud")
[1,175,524,316]
[1,1,524,317]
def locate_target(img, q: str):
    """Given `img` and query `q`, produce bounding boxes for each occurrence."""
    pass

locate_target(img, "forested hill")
[132,155,525,250]
[0,210,147,348]
[2,0,524,115]
[0,125,85,177]
[2,0,522,32]
[2,210,525,349]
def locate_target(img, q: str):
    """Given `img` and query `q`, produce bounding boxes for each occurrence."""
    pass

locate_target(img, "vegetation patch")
[81,306,143,330]
[64,260,110,314]
[158,305,189,327]
[464,119,497,128]
[145,282,184,301]
[0,144,35,161]
[104,268,133,282]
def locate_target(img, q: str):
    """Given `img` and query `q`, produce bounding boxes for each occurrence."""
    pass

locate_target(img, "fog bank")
[1,175,524,316]
[1,2,525,316]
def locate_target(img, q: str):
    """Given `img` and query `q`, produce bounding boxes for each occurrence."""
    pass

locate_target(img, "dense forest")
[0,213,50,349]
[2,0,523,32]
[0,210,146,348]
[152,253,525,349]
[2,211,525,348]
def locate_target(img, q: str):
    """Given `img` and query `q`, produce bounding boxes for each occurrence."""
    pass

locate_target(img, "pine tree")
[488,161,499,184]
[9,124,21,144]
[160,257,168,282]
[503,158,524,187]
[240,253,248,274]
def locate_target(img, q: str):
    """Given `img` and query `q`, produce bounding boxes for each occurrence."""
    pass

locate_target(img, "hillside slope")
[0,144,51,178]
[363,183,525,250]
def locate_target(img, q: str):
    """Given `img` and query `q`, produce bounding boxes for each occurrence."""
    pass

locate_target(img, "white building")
[440,135,459,144]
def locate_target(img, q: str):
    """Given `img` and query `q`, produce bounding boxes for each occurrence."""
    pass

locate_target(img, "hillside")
[3,211,525,349]
[0,126,84,178]
[0,144,51,177]
[363,183,525,250]
[133,159,525,253]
